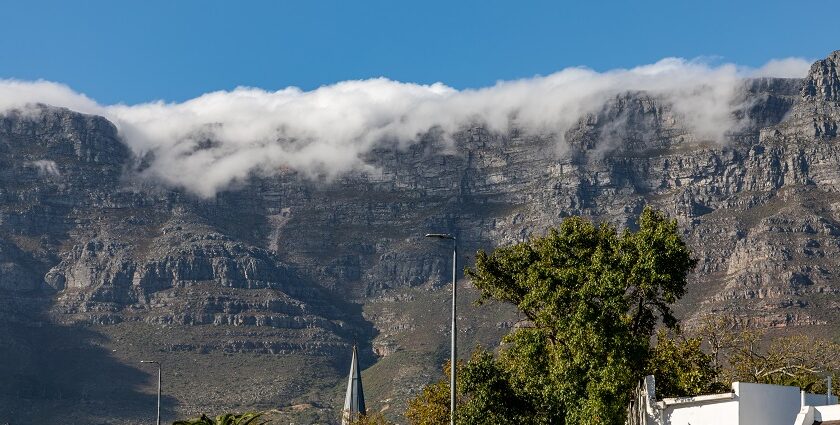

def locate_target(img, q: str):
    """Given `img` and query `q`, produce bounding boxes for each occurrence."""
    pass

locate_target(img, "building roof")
[342,345,366,425]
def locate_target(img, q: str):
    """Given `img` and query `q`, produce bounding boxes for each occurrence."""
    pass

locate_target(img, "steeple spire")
[342,345,366,425]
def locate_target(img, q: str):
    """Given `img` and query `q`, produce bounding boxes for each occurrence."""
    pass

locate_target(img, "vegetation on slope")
[400,209,840,425]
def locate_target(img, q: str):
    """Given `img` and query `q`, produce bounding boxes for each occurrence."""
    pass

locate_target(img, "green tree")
[405,361,461,425]
[646,330,726,398]
[349,411,394,425]
[457,349,534,424]
[414,208,697,425]
[693,316,840,393]
[171,411,268,425]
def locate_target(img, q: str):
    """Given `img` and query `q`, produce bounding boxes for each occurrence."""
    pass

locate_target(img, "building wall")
[814,404,840,422]
[804,392,838,407]
[736,382,803,425]
[661,382,836,425]
[665,399,739,425]
[635,374,837,425]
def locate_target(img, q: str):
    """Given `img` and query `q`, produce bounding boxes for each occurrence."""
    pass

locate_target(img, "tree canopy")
[408,208,698,425]
[694,316,840,394]
[406,209,840,424]
[172,411,267,425]
[467,208,696,424]
[646,329,726,398]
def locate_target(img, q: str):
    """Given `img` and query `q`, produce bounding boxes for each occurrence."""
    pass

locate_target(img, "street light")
[140,360,161,425]
[425,233,457,425]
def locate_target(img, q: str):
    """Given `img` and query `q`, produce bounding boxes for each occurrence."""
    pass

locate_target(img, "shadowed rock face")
[0,108,369,423]
[2,51,840,422]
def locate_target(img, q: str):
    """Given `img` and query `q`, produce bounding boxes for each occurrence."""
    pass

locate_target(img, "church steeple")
[342,345,366,425]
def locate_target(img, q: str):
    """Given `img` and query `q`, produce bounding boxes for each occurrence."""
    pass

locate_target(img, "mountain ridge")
[1,51,839,423]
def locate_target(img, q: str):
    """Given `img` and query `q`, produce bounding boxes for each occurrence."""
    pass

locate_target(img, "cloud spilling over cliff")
[0,57,811,197]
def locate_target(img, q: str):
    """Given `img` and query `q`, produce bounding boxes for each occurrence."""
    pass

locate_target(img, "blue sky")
[0,0,836,105]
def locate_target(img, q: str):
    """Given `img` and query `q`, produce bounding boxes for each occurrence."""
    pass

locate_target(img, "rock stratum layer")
[1,51,840,423]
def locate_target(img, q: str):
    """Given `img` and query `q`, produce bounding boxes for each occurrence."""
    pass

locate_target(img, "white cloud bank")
[0,57,812,197]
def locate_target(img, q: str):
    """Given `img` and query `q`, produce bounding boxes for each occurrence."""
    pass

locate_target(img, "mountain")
[1,50,839,423]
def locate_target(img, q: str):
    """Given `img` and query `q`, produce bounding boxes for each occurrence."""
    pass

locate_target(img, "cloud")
[0,57,813,197]
[748,58,812,78]
[0,79,103,116]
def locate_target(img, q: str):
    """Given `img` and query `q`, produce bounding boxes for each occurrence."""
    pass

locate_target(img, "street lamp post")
[425,233,457,425]
[140,360,161,425]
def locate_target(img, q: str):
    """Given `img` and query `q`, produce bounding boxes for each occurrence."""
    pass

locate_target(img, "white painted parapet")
[814,404,840,422]
[629,375,838,425]
[793,406,814,425]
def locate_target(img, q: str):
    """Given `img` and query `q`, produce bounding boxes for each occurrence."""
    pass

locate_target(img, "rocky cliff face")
[2,51,840,423]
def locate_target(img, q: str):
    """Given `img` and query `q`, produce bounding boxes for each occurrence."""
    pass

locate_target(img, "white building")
[628,375,840,425]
